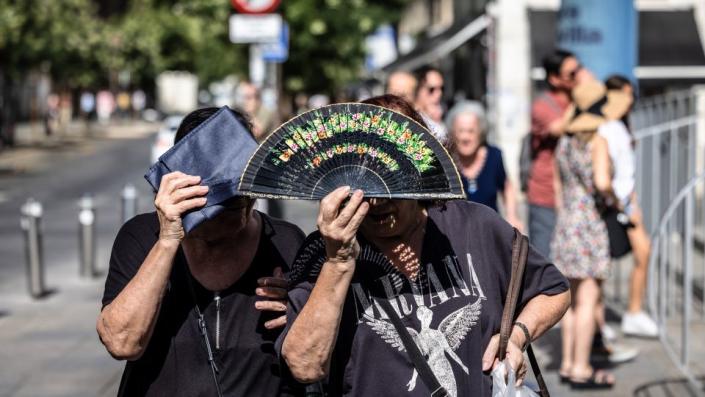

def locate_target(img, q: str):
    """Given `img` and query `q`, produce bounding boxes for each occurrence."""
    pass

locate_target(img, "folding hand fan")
[238,103,465,200]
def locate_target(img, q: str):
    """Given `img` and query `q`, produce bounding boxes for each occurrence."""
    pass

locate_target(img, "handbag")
[601,207,632,258]
[499,229,550,397]
[578,169,633,259]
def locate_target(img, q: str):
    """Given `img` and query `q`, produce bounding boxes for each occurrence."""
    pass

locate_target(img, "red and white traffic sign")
[231,0,281,14]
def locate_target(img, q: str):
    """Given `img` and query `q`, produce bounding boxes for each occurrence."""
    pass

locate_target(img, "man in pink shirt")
[528,50,580,258]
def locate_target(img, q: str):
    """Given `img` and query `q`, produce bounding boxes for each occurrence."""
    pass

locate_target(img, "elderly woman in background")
[445,101,523,231]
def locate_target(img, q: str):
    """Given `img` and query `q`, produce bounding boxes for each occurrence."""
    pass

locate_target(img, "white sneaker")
[621,311,659,338]
[591,341,640,363]
[601,324,618,343]
[607,343,640,363]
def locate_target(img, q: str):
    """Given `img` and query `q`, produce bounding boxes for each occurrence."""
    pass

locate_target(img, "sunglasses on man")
[563,64,582,81]
[424,84,444,94]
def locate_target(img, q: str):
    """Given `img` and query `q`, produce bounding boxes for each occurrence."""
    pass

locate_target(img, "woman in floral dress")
[551,80,631,389]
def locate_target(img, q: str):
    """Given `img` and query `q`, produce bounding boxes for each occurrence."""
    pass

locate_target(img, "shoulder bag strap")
[499,228,550,397]
[377,299,448,397]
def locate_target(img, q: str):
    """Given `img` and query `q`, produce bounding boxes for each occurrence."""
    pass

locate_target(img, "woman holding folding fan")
[238,95,571,396]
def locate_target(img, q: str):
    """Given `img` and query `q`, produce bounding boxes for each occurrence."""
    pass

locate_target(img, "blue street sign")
[557,0,638,83]
[262,22,289,63]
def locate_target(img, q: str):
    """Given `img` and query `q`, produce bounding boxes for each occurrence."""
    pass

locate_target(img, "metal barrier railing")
[604,87,705,394]
[630,88,700,235]
[608,90,701,306]
[646,174,705,396]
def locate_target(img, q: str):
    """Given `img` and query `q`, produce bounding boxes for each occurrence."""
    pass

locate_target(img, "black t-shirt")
[102,211,305,397]
[280,201,568,397]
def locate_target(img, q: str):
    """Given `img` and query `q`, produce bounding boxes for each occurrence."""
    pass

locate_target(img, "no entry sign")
[231,0,281,14]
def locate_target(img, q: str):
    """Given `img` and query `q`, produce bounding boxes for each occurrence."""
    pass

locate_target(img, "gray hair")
[444,100,487,134]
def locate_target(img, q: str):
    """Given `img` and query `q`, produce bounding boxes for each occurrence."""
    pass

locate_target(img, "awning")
[529,9,705,79]
[381,14,490,73]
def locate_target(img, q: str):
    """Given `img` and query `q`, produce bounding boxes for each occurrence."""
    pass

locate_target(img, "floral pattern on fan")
[304,143,399,171]
[269,108,435,172]
[238,103,465,200]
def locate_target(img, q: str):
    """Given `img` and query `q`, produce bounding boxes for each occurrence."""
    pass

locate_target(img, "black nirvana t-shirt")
[280,201,568,397]
[102,211,305,397]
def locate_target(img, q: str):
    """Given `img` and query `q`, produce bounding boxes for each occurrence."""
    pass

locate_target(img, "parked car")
[150,115,184,164]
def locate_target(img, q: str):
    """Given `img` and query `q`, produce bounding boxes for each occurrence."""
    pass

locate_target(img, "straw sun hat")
[565,80,633,133]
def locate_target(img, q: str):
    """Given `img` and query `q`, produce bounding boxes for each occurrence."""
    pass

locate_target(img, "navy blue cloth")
[144,106,259,233]
[460,145,506,211]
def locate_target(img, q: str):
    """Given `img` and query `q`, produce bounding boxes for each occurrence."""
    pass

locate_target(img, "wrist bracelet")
[514,321,531,351]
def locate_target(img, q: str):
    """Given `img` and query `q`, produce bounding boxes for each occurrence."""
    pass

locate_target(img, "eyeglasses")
[425,85,444,94]
[563,64,582,81]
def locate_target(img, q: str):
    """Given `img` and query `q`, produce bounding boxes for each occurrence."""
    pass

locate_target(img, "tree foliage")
[0,0,104,88]
[281,0,408,94]
[0,0,408,94]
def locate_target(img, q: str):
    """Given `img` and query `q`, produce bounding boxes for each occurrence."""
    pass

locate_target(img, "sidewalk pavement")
[0,273,123,396]
[0,120,158,177]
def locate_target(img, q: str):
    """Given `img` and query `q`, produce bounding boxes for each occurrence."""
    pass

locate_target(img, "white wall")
[490,0,531,189]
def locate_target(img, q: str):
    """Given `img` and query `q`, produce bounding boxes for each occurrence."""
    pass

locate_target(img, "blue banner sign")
[557,0,638,83]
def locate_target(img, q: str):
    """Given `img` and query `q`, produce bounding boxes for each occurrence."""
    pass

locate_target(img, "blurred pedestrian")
[446,101,523,231]
[96,90,115,124]
[552,81,632,389]
[117,91,131,119]
[237,81,278,142]
[97,107,305,396]
[80,91,95,119]
[294,92,309,115]
[132,89,147,119]
[281,94,570,397]
[527,49,580,259]
[386,70,417,104]
[601,75,657,338]
[58,92,73,134]
[44,93,60,137]
[414,66,448,144]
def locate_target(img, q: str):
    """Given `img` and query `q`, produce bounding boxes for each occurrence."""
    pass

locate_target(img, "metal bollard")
[79,194,96,278]
[121,183,138,224]
[21,198,46,298]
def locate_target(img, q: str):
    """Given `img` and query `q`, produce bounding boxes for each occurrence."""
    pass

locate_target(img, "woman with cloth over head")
[551,81,633,389]
[279,94,571,396]
[97,107,305,396]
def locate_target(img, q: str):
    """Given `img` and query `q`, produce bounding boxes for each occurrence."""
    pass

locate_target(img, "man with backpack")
[524,49,581,259]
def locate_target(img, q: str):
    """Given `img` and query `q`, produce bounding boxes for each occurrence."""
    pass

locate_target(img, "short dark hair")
[174,107,254,144]
[542,49,575,84]
[605,74,632,91]
[414,66,442,92]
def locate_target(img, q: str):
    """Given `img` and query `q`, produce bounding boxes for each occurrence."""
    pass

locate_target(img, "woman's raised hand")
[317,186,369,270]
[154,171,209,243]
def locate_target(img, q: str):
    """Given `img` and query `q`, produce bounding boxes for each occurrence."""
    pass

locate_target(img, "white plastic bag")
[491,360,539,397]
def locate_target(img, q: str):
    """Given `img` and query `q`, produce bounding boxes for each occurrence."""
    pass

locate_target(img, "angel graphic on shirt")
[365,299,482,397]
